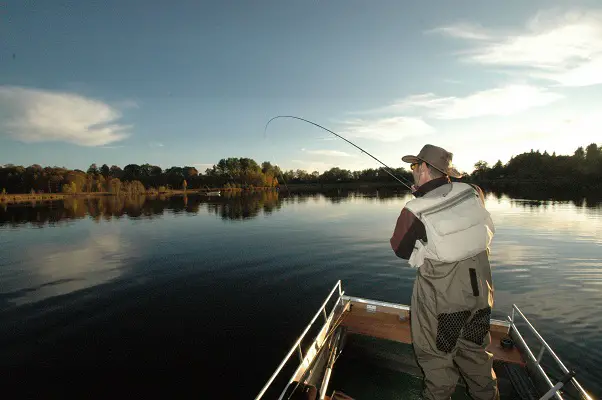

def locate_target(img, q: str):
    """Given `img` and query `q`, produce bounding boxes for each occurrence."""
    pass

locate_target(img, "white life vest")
[405,182,495,268]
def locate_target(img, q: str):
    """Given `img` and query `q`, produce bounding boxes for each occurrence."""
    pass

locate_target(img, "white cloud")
[431,85,562,119]
[340,116,435,142]
[361,85,562,119]
[149,141,164,148]
[303,149,354,157]
[443,110,602,172]
[431,9,602,86]
[0,86,132,146]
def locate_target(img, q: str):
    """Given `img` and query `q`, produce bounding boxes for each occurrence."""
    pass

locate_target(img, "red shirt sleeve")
[390,208,426,260]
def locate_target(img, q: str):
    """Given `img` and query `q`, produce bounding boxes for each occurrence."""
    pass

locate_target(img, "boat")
[255,281,593,400]
[200,190,221,196]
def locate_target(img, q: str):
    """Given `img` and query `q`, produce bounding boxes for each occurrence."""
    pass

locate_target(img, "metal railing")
[508,304,593,400]
[255,280,344,400]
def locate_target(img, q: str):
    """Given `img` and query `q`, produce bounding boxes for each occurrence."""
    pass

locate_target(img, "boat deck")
[340,299,525,366]
[327,333,538,400]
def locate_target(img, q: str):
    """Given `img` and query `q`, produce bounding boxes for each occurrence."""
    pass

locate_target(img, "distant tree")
[574,147,585,159]
[123,164,142,181]
[100,164,110,177]
[474,160,489,171]
[87,163,99,175]
[585,143,599,163]
[95,178,104,192]
[109,178,122,196]
[110,165,123,178]
[182,179,187,191]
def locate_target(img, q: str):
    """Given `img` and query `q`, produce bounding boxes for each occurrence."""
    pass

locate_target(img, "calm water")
[1,190,601,397]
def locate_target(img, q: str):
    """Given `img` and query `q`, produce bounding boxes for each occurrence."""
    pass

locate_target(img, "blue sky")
[1,0,601,173]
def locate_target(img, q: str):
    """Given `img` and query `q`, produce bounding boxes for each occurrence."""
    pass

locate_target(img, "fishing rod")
[264,116,414,190]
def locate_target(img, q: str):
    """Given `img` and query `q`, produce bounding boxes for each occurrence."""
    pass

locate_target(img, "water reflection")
[485,186,602,209]
[0,192,274,226]
[207,191,282,220]
[0,228,128,308]
[1,189,600,228]
[0,189,412,227]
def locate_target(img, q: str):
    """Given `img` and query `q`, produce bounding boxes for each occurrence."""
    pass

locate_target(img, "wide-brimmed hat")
[402,144,463,178]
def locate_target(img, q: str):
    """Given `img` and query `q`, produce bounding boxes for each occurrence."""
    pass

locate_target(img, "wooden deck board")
[341,301,524,366]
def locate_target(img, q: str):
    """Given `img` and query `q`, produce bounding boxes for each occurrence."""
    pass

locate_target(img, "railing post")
[297,344,303,362]
[322,307,327,322]
[537,346,546,364]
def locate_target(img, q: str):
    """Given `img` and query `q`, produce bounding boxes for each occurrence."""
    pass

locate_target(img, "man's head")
[402,144,462,186]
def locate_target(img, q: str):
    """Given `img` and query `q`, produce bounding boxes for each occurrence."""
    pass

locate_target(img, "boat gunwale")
[255,283,594,400]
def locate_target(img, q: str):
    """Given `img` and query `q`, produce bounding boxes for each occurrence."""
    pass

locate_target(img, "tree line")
[1,143,600,194]
[470,143,602,190]
[0,156,413,195]
[0,158,280,195]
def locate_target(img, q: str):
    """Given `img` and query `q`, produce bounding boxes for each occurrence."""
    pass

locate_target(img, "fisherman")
[390,145,499,400]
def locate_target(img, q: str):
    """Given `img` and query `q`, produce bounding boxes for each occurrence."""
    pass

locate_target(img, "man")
[390,145,498,400]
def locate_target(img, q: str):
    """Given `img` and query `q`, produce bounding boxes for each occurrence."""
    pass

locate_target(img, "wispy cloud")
[431,9,602,86]
[357,85,562,119]
[427,23,492,40]
[149,141,164,148]
[291,160,336,173]
[193,163,214,171]
[303,149,354,157]
[115,99,139,109]
[340,116,435,142]
[0,86,132,146]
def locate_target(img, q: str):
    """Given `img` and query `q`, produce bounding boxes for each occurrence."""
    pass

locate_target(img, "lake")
[0,190,601,397]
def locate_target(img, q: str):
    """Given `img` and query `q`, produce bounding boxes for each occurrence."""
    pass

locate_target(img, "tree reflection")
[205,191,282,221]
[0,192,284,226]
[1,189,599,227]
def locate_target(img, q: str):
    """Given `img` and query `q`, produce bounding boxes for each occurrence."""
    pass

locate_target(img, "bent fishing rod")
[264,115,414,190]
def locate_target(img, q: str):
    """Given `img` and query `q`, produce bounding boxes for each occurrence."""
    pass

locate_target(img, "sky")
[1,0,602,174]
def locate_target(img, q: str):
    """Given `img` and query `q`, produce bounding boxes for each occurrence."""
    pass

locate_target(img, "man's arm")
[390,208,426,259]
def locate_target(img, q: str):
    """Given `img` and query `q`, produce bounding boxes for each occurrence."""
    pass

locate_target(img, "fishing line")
[264,116,413,190]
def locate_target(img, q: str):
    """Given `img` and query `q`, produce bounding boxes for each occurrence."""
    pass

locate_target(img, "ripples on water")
[0,190,601,396]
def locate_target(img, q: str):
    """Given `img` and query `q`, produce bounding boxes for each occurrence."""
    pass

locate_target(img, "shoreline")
[279,181,409,191]
[3,179,601,204]
[0,187,277,205]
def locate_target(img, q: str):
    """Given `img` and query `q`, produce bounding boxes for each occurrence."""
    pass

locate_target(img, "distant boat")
[200,186,221,196]
[255,280,593,400]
